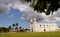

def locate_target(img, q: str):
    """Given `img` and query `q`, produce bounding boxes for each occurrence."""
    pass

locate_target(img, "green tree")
[20,0,60,15]
[0,27,9,33]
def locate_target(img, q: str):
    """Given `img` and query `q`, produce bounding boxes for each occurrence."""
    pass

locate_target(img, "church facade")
[30,17,59,32]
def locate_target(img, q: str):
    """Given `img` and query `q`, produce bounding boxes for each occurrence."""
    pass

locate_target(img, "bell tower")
[30,16,37,32]
[33,16,36,23]
[30,17,33,32]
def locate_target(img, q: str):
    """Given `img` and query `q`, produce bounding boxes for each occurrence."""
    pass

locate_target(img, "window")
[40,25,41,28]
[47,25,48,28]
[44,25,45,28]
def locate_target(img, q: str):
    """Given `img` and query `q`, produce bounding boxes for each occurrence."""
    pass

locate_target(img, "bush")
[0,27,9,33]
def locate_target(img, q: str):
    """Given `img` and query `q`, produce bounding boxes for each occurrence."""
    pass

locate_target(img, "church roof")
[35,23,57,25]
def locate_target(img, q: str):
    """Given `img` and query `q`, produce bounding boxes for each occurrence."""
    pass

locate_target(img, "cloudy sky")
[0,0,60,28]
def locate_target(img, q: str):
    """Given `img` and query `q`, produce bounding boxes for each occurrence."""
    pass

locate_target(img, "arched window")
[40,25,41,28]
[47,25,48,28]
[44,25,45,28]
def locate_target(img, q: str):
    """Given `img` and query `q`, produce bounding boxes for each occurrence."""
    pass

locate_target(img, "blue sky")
[0,8,30,28]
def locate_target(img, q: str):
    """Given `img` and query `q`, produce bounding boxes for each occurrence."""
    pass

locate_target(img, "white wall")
[32,23,59,32]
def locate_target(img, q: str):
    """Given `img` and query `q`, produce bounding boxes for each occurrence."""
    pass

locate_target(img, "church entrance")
[44,29,46,32]
[32,28,33,32]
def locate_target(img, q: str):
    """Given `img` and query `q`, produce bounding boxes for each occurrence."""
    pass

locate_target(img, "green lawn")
[0,32,60,37]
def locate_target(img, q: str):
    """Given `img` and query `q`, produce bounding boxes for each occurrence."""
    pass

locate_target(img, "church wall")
[32,23,59,32]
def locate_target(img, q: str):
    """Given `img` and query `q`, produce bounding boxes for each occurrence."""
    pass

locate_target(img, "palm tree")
[15,27,18,31]
[15,23,19,30]
[12,24,15,31]
[19,26,22,30]
[20,0,60,15]
[16,23,18,27]
[8,26,11,31]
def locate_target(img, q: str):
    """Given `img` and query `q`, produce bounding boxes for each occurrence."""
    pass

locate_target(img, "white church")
[30,17,59,32]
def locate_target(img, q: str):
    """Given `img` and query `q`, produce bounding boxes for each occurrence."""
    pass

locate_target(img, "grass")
[0,31,60,37]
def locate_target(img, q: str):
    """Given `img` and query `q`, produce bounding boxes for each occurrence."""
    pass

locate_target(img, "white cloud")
[1,0,60,24]
[0,0,20,14]
[20,16,25,20]
[10,0,60,23]
[11,1,46,21]
[0,0,11,14]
